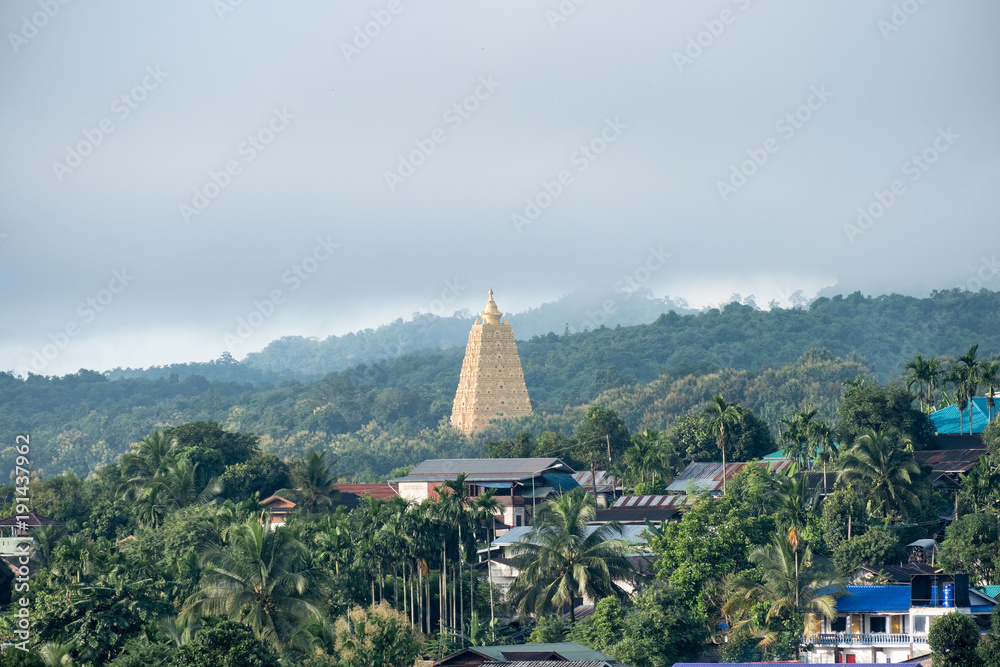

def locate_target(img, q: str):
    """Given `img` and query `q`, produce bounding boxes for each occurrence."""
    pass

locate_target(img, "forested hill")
[3,288,999,479]
[105,289,697,381]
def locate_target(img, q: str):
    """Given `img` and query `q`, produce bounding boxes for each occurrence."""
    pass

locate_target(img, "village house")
[392,458,579,530]
[803,573,996,664]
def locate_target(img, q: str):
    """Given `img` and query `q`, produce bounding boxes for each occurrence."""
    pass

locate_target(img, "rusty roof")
[573,470,619,493]
[335,483,399,498]
[914,448,985,474]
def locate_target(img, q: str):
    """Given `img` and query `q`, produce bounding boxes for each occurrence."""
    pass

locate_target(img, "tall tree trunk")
[394,562,399,609]
[489,523,496,624]
[441,546,446,637]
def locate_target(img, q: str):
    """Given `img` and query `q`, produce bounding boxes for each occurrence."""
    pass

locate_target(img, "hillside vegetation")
[3,288,1000,479]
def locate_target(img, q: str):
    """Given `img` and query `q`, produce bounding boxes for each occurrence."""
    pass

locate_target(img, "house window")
[831,616,847,632]
[913,615,929,633]
[869,617,887,633]
[516,515,522,527]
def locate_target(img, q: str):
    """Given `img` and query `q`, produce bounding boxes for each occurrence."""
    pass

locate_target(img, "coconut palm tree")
[774,474,820,542]
[724,529,843,659]
[118,430,177,500]
[959,455,1000,514]
[836,429,929,520]
[704,395,742,495]
[153,460,223,510]
[507,488,634,623]
[278,449,340,515]
[180,519,329,650]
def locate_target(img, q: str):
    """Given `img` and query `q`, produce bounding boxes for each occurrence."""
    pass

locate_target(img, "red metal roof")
[260,495,296,510]
[335,483,399,499]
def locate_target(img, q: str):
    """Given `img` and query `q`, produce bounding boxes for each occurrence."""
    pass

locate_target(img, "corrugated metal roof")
[399,458,575,481]
[572,470,619,493]
[491,524,648,547]
[836,585,911,613]
[979,585,1000,599]
[613,494,697,509]
[666,460,794,493]
[335,483,400,498]
[930,397,995,434]
[914,448,984,474]
[675,664,918,667]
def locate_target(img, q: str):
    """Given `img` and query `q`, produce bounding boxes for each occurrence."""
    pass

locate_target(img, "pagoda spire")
[480,286,503,325]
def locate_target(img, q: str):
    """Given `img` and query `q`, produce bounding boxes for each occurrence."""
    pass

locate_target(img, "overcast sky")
[1,1,998,376]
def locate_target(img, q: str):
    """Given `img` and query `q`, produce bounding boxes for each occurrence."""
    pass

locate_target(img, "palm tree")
[30,523,67,567]
[470,490,504,624]
[959,455,1000,514]
[925,357,941,411]
[118,430,177,500]
[704,395,741,495]
[906,354,932,413]
[780,409,819,471]
[278,449,340,515]
[836,429,929,520]
[622,429,668,492]
[724,530,843,659]
[952,345,983,434]
[507,488,634,623]
[982,358,1000,422]
[39,642,75,666]
[774,474,820,542]
[808,419,838,494]
[154,460,223,510]
[180,519,329,650]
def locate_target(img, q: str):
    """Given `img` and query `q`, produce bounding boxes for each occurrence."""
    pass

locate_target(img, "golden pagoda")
[450,288,533,434]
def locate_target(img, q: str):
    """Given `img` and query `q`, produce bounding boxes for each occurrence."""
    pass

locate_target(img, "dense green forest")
[3,362,1000,665]
[4,289,1000,480]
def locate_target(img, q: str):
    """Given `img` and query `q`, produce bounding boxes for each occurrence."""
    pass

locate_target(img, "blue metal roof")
[672,664,918,667]
[930,397,995,434]
[836,585,911,613]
